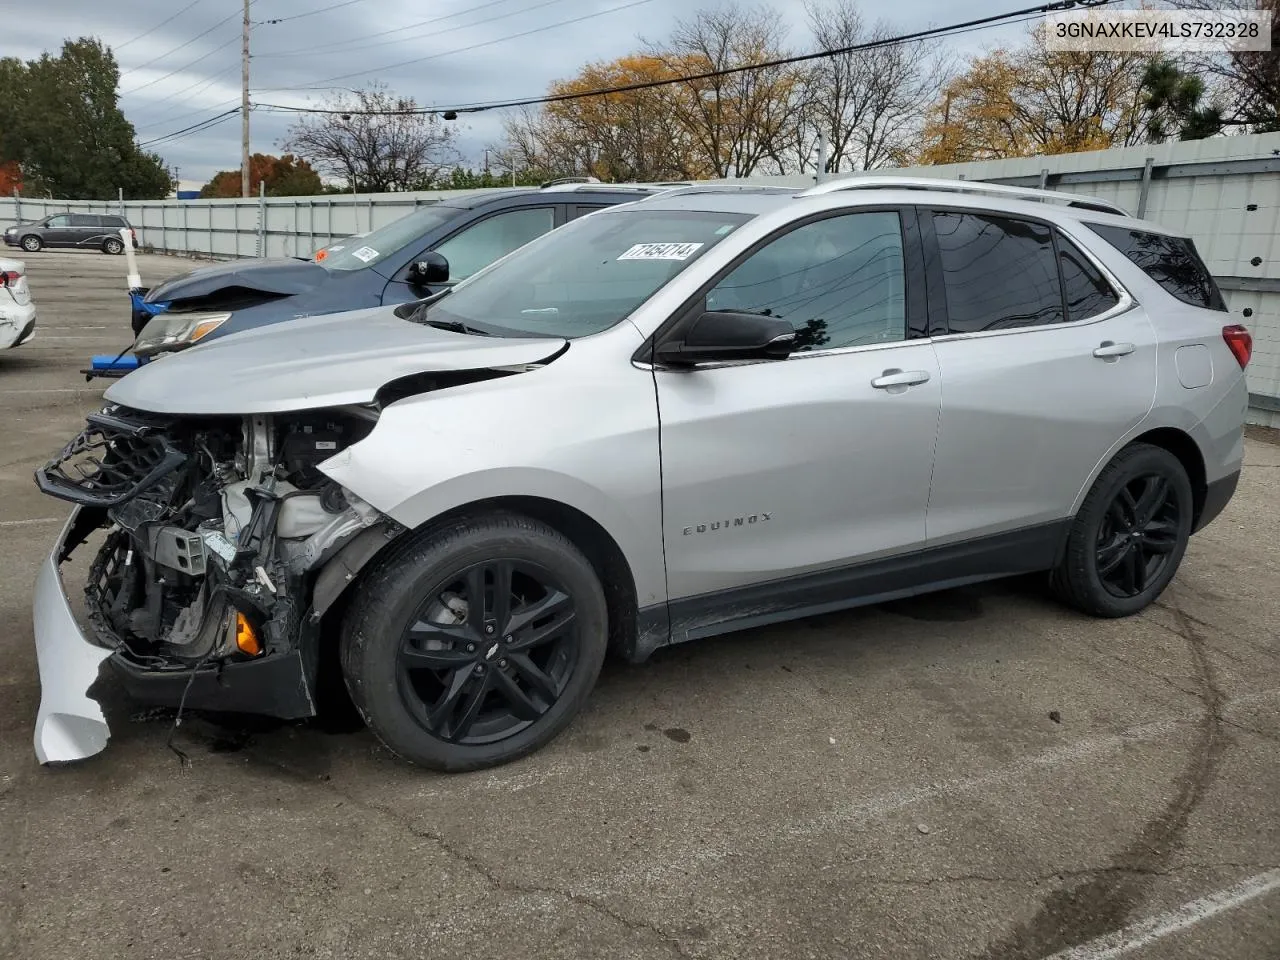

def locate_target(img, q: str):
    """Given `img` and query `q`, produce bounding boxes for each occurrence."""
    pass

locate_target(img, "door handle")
[870,368,931,389]
[1093,340,1135,359]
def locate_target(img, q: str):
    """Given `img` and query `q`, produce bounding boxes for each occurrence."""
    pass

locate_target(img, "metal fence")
[3,132,1280,423]
[0,186,515,261]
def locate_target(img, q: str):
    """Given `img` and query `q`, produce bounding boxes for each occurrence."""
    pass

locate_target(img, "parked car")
[4,213,136,254]
[0,256,36,349]
[128,183,660,349]
[32,177,1249,771]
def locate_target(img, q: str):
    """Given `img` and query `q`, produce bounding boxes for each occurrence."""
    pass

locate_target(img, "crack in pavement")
[974,589,1231,960]
[234,747,692,959]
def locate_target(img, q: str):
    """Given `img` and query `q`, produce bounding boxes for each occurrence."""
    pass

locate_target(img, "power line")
[123,35,240,97]
[138,106,244,148]
[261,0,367,24]
[255,0,527,57]
[120,6,245,78]
[114,0,204,52]
[134,65,241,121]
[276,0,661,89]
[258,0,1117,117]
[257,0,572,58]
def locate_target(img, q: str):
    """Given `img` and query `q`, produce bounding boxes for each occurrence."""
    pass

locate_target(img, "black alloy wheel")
[340,512,608,771]
[1094,472,1183,598]
[397,559,578,745]
[1052,442,1193,618]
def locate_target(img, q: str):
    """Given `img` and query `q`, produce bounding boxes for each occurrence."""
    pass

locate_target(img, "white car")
[0,256,36,349]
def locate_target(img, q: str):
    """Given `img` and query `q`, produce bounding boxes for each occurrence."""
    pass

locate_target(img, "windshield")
[429,208,751,338]
[321,205,463,272]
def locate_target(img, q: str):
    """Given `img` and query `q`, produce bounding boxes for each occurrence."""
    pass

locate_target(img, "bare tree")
[795,0,951,173]
[649,5,804,178]
[282,83,460,192]
[1164,0,1279,132]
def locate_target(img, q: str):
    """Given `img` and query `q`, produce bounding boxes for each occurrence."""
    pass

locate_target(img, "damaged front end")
[32,403,401,763]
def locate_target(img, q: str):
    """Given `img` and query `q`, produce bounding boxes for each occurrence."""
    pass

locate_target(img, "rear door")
[70,214,101,247]
[923,207,1157,547]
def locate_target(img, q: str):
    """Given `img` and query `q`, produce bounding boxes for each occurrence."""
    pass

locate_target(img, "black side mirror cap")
[654,310,795,366]
[407,251,449,285]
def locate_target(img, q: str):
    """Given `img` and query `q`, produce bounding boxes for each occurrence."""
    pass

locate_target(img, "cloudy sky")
[11,0,1047,186]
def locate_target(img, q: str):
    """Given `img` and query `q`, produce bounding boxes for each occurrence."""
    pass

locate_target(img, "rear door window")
[932,211,1064,331]
[70,214,98,228]
[1085,223,1226,311]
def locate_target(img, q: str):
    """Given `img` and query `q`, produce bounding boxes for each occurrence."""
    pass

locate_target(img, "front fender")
[318,340,666,608]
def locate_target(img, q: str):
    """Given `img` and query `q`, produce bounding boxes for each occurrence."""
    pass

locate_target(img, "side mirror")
[654,311,795,366]
[407,251,449,286]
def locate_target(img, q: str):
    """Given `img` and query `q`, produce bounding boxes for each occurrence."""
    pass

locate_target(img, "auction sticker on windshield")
[351,246,380,263]
[617,242,704,261]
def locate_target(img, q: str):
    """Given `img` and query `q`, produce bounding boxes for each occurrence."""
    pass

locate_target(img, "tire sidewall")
[1078,446,1194,615]
[343,520,608,770]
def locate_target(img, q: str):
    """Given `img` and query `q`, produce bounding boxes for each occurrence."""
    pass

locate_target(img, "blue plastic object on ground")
[90,354,141,372]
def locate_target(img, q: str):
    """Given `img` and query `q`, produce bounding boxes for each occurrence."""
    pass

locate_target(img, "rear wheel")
[102,237,124,255]
[1052,443,1193,617]
[20,235,41,253]
[340,512,608,771]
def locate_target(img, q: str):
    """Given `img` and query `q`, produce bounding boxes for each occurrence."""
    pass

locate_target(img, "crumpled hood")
[144,257,329,302]
[104,306,566,415]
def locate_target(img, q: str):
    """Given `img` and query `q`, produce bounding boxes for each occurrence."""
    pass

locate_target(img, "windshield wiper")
[423,318,493,337]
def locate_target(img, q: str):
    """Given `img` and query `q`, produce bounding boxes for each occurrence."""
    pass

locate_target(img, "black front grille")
[35,407,189,507]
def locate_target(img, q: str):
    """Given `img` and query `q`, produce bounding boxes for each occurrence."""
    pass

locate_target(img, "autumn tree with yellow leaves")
[917,26,1157,164]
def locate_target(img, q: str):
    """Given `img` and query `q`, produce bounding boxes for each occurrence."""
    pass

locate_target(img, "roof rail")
[540,176,601,189]
[797,175,1131,217]
[640,183,798,201]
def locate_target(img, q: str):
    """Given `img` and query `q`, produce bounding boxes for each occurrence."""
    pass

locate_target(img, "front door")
[923,209,1158,545]
[655,210,942,613]
[43,215,76,246]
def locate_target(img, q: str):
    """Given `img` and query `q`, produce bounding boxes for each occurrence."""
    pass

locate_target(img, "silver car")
[31,177,1250,771]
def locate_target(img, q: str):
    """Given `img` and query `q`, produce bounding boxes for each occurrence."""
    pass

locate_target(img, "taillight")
[0,270,19,286]
[1222,324,1252,369]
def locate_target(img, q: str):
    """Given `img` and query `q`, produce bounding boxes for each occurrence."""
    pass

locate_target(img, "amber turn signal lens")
[235,613,262,656]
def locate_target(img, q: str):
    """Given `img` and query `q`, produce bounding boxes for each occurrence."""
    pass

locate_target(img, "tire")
[340,511,608,772]
[20,235,41,253]
[103,237,124,255]
[1052,443,1194,618]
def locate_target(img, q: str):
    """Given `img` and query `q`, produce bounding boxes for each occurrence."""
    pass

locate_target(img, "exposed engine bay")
[37,404,396,672]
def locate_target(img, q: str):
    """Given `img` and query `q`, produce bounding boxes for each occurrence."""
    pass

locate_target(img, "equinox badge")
[682,513,772,535]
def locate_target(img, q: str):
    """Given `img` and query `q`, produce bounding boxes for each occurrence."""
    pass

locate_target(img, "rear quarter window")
[1086,223,1226,311]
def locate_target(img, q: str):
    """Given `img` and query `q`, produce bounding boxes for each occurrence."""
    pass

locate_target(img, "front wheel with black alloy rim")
[102,237,124,255]
[340,512,608,771]
[20,235,41,253]
[1052,442,1194,618]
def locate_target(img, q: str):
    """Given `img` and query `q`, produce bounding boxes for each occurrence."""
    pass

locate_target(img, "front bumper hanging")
[32,511,113,764]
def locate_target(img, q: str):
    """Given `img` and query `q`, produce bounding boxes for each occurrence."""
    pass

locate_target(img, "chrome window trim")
[926,211,1138,343]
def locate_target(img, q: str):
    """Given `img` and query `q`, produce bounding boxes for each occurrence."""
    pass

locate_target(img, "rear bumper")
[1194,469,1240,533]
[0,302,36,348]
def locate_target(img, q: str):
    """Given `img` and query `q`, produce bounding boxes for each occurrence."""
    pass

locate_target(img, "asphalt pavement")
[1,249,1277,960]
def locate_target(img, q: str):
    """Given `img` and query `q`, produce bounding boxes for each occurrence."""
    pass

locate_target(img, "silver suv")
[32,177,1250,771]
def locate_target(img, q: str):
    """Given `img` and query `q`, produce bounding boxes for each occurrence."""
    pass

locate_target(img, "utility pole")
[241,0,251,198]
